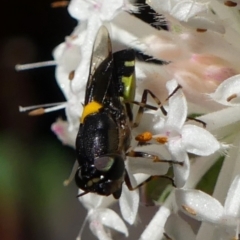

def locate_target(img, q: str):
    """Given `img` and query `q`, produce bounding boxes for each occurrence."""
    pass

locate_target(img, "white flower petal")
[182,125,220,155]
[210,74,240,106]
[68,0,91,20]
[166,79,187,129]
[119,184,139,225]
[90,208,128,238]
[224,175,240,218]
[167,137,190,187]
[198,106,240,131]
[188,14,225,33]
[175,189,224,223]
[170,1,207,22]
[79,191,115,210]
[172,151,190,188]
[127,157,169,175]
[140,204,171,240]
[165,213,196,240]
[127,144,170,176]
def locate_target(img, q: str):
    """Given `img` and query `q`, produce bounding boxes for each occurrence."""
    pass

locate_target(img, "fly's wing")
[84,26,113,105]
[113,49,136,103]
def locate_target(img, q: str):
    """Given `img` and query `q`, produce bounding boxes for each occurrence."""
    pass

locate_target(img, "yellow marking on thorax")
[124,60,135,67]
[80,101,103,123]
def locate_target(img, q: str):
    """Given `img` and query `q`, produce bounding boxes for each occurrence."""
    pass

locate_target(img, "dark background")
[0,1,86,239]
[0,1,161,239]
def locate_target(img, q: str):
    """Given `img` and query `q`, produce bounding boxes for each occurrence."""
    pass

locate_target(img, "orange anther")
[196,28,207,32]
[227,93,237,102]
[28,108,45,116]
[155,136,168,144]
[224,1,237,7]
[182,205,197,216]
[135,132,152,142]
[51,1,69,8]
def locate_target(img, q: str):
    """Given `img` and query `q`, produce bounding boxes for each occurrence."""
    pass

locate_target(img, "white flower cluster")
[20,0,240,239]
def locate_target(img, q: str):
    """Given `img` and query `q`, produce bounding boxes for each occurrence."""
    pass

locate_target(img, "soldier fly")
[75,26,136,199]
[74,26,183,199]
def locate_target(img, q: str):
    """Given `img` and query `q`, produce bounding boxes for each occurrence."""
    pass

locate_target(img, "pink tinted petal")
[224,175,240,218]
[90,208,128,238]
[166,79,187,129]
[175,189,224,223]
[119,184,139,225]
[182,125,220,155]
[51,119,77,147]
[89,220,111,240]
[210,74,240,106]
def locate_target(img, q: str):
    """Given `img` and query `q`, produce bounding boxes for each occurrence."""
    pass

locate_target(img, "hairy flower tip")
[68,0,132,21]
[209,74,240,106]
[147,0,226,33]
[51,119,77,147]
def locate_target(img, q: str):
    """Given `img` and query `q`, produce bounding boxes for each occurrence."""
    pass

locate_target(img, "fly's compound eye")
[94,154,125,180]
[94,156,114,172]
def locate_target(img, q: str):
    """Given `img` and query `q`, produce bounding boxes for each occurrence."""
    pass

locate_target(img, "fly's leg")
[124,169,176,190]
[187,116,206,128]
[127,150,183,166]
[163,233,173,240]
[132,85,182,128]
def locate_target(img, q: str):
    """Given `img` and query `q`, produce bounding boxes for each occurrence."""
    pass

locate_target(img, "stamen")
[224,1,237,7]
[68,70,75,80]
[76,213,90,240]
[29,108,45,116]
[196,28,207,32]
[135,132,152,142]
[51,1,69,8]
[155,136,168,144]
[28,104,66,116]
[182,205,197,216]
[15,60,56,71]
[227,94,237,102]
[19,102,66,112]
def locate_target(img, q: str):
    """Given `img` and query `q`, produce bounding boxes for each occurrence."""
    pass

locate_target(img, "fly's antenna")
[63,160,79,186]
[19,102,67,116]
[15,60,56,71]
[76,191,89,198]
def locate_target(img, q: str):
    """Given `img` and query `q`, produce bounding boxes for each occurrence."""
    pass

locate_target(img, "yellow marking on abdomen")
[80,101,102,123]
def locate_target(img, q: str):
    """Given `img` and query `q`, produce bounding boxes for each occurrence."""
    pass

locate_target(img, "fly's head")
[75,153,125,199]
